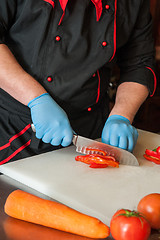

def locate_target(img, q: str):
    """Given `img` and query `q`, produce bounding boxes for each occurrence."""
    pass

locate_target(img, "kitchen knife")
[72,135,139,166]
[31,124,139,166]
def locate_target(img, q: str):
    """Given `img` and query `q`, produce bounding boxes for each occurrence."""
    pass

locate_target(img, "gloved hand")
[28,93,73,147]
[101,115,138,152]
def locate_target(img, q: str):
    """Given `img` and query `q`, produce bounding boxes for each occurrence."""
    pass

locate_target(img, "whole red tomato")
[137,193,160,229]
[110,209,151,240]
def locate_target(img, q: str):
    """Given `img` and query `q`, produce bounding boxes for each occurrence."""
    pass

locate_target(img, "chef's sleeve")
[117,0,157,97]
[0,0,16,44]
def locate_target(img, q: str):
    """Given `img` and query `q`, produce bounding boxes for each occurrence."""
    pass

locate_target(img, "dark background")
[109,0,160,134]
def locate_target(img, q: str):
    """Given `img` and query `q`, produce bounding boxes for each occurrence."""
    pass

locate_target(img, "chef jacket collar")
[90,0,102,21]
[59,0,102,24]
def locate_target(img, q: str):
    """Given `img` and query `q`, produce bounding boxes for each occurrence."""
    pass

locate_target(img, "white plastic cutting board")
[0,129,160,226]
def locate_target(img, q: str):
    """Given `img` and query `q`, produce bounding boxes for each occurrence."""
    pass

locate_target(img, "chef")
[0,0,157,164]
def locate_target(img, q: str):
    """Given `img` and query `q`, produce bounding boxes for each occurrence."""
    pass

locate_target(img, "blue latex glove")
[28,93,73,147]
[101,115,138,152]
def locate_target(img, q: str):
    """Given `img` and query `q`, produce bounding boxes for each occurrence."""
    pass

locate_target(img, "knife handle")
[31,123,36,132]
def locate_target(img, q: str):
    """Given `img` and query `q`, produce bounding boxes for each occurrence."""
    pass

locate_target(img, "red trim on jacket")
[43,0,55,8]
[58,11,65,25]
[146,67,157,97]
[59,0,68,11]
[0,124,31,164]
[109,0,117,62]
[44,0,103,24]
[91,0,102,22]
[96,70,101,103]
[0,124,31,151]
[58,0,68,24]
[0,140,31,165]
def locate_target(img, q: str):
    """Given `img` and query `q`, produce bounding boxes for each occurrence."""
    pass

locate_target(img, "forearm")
[109,82,149,123]
[0,44,47,105]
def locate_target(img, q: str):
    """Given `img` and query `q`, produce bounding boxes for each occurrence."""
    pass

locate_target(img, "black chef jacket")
[0,0,157,164]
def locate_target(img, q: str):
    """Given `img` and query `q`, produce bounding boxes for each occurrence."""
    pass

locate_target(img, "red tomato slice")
[145,149,160,159]
[143,154,160,165]
[85,148,107,156]
[75,153,119,168]
[75,155,91,164]
[89,163,108,168]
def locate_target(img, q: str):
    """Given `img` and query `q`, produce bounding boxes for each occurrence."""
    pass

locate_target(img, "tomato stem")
[116,210,151,228]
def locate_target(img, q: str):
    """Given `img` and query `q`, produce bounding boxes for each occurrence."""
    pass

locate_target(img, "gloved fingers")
[101,127,110,144]
[128,129,138,152]
[127,134,134,152]
[29,93,73,147]
[125,127,139,152]
[61,133,73,147]
[101,115,139,152]
[101,135,110,145]
[105,130,137,152]
[51,137,63,146]
[35,128,44,139]
[119,136,128,150]
[50,130,66,146]
[42,131,54,144]
[133,128,139,145]
[109,133,119,147]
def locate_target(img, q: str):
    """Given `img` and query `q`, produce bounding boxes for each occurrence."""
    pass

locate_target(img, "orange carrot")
[4,190,110,239]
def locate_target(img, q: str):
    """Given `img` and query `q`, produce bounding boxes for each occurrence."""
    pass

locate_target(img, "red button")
[92,73,96,77]
[56,36,61,41]
[105,4,110,10]
[88,107,92,112]
[102,41,107,47]
[47,76,52,82]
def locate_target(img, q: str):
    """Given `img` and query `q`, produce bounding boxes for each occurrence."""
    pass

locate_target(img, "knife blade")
[72,135,139,166]
[31,124,139,166]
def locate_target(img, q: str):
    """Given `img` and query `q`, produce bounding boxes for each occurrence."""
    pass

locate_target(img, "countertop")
[0,173,160,240]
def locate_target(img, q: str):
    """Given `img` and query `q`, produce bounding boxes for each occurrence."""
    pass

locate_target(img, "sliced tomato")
[89,163,108,168]
[75,155,91,164]
[75,153,119,168]
[143,154,160,165]
[85,148,107,156]
[145,149,160,159]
